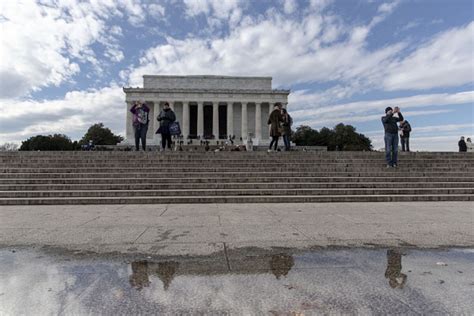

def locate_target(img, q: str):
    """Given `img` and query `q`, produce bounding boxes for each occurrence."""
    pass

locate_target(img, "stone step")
[1,176,472,184]
[2,181,473,191]
[2,155,473,161]
[1,194,472,205]
[2,187,473,198]
[1,166,469,173]
[1,171,472,179]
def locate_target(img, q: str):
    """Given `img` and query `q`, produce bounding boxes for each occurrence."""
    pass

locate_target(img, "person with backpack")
[382,106,404,168]
[399,120,412,152]
[281,108,293,151]
[157,102,176,151]
[130,101,150,151]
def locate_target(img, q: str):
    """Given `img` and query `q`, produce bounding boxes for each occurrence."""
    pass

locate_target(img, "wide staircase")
[0,151,473,205]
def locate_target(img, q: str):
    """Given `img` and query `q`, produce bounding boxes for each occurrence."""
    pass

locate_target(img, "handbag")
[169,121,181,136]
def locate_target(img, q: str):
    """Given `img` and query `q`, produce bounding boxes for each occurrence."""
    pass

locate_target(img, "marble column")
[197,102,204,138]
[212,102,219,139]
[227,102,233,138]
[255,102,262,142]
[182,101,190,139]
[125,101,133,141]
[241,102,248,140]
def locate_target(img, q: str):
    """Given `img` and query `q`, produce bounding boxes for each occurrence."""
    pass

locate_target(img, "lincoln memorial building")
[122,75,290,145]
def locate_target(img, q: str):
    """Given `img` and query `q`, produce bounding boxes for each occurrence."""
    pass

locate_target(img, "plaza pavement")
[0,202,472,256]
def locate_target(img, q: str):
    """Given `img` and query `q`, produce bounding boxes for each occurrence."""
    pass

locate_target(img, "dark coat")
[400,121,411,138]
[157,109,176,127]
[268,109,283,137]
[382,112,404,134]
[281,114,292,136]
[459,140,467,152]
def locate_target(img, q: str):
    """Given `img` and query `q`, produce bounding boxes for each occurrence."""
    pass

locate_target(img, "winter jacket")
[382,112,404,134]
[130,104,150,126]
[268,109,283,137]
[157,108,176,128]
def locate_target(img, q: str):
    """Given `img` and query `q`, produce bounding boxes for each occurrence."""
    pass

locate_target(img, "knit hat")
[385,107,393,113]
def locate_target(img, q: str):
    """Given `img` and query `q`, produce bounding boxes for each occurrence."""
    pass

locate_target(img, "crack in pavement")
[78,216,101,227]
[133,227,150,244]
[159,205,169,217]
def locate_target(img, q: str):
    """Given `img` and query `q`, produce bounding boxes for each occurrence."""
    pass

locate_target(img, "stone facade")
[122,75,290,145]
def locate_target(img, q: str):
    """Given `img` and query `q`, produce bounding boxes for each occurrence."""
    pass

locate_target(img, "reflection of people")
[385,249,407,289]
[129,261,150,290]
[270,254,294,279]
[155,261,179,290]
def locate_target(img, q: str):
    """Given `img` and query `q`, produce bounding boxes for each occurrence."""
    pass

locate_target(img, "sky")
[0,0,473,151]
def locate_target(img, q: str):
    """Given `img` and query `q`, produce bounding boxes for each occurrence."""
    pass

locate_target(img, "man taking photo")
[382,106,404,168]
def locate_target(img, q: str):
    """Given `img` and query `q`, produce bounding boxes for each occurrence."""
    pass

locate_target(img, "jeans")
[384,132,398,166]
[269,136,279,150]
[134,124,148,151]
[401,137,410,152]
[161,133,172,150]
[283,134,290,151]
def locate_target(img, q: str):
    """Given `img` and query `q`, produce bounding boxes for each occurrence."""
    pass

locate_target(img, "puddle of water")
[0,247,472,315]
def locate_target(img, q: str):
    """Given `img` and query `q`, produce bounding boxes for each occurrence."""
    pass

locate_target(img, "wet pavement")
[0,247,473,315]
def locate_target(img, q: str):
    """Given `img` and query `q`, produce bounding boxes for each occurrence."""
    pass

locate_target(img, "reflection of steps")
[0,152,473,205]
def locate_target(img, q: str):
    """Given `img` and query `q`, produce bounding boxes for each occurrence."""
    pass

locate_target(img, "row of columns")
[127,101,286,141]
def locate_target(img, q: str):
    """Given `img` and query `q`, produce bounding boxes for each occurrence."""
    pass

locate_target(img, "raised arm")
[396,112,404,122]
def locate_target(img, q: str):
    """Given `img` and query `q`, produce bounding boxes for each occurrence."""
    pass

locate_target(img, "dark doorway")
[203,105,213,138]
[189,105,197,138]
[219,105,227,139]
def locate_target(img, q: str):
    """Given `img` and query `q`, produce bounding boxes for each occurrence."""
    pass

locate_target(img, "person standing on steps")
[382,106,404,168]
[268,103,283,152]
[157,102,176,151]
[399,120,412,152]
[458,136,467,152]
[281,108,293,151]
[130,101,150,151]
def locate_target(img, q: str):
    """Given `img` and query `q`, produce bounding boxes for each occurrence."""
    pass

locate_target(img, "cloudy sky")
[0,0,472,150]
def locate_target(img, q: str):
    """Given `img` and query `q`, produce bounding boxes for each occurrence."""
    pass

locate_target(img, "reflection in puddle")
[130,261,179,291]
[385,249,407,289]
[1,247,473,315]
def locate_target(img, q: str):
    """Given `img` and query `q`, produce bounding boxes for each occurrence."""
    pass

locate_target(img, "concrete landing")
[1,202,472,256]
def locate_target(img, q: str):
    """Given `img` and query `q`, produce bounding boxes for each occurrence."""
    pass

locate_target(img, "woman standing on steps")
[157,102,176,151]
[267,103,283,152]
[130,101,150,151]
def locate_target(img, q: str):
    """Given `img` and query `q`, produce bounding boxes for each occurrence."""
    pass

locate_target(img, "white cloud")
[0,86,125,143]
[148,3,166,20]
[383,22,474,91]
[290,90,474,129]
[0,0,157,99]
[126,7,403,90]
[183,0,242,20]
[282,0,297,14]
